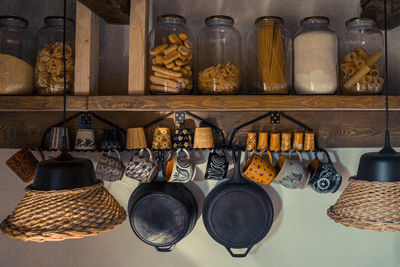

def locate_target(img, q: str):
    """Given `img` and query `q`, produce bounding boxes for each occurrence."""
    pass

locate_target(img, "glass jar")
[0,16,34,95]
[340,17,384,95]
[294,16,338,94]
[247,16,292,94]
[197,15,241,94]
[148,14,193,94]
[35,16,75,95]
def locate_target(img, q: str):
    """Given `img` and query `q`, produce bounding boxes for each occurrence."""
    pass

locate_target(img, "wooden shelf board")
[0,95,399,112]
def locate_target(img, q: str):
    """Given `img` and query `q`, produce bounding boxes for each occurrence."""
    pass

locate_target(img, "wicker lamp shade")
[0,181,126,242]
[327,177,400,232]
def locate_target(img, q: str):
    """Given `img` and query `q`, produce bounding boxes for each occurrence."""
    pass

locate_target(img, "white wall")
[1,148,400,267]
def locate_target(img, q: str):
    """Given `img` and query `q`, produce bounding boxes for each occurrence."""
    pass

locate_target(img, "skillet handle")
[226,246,253,258]
[231,147,242,182]
[155,244,175,252]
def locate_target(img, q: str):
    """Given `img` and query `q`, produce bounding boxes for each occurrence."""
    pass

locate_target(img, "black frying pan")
[202,148,274,257]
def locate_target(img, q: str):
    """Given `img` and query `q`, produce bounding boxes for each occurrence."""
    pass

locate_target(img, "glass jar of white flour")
[294,16,338,94]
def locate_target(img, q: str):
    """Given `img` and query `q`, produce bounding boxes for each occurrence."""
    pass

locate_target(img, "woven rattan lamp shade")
[327,177,400,232]
[0,181,126,242]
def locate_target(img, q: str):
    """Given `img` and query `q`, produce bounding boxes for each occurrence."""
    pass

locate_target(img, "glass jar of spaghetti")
[340,17,384,95]
[197,15,241,94]
[148,14,193,94]
[35,16,75,95]
[248,16,292,94]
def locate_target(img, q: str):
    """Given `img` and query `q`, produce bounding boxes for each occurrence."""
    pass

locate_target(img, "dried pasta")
[198,63,240,94]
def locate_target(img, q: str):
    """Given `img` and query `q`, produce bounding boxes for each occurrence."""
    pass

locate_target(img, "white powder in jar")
[294,30,338,94]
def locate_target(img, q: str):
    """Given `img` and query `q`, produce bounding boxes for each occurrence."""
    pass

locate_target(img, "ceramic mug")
[281,132,292,152]
[49,127,70,150]
[75,129,96,151]
[193,127,214,149]
[269,133,280,152]
[95,150,125,182]
[125,148,158,183]
[152,127,172,150]
[304,132,315,152]
[165,148,195,183]
[257,132,268,151]
[6,148,45,183]
[173,128,193,149]
[275,150,310,189]
[293,132,304,151]
[243,150,276,185]
[246,132,257,151]
[308,149,342,193]
[126,127,147,150]
[101,129,122,150]
[205,149,228,180]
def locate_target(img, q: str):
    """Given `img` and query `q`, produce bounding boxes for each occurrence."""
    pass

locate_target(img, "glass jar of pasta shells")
[247,16,292,94]
[341,17,384,95]
[148,14,193,94]
[35,16,75,95]
[0,16,34,95]
[197,15,241,94]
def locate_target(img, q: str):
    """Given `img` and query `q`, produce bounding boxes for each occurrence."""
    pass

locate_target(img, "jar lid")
[205,15,234,26]
[44,16,75,24]
[301,16,330,25]
[346,17,375,27]
[255,16,284,25]
[0,16,28,27]
[157,14,186,24]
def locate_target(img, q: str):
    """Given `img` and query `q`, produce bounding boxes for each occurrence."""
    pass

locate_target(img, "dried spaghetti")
[198,63,240,94]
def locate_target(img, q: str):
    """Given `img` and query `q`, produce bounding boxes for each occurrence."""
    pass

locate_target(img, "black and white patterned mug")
[173,128,193,149]
[165,148,195,183]
[125,148,158,183]
[308,149,342,193]
[95,150,124,182]
[205,149,228,180]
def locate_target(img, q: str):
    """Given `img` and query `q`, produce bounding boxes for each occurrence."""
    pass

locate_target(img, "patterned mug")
[152,127,172,150]
[205,149,228,180]
[95,150,124,182]
[6,148,45,183]
[308,149,342,193]
[125,148,158,183]
[49,127,70,150]
[101,129,122,150]
[275,150,310,189]
[246,132,257,151]
[243,150,276,185]
[173,128,193,149]
[193,127,214,149]
[75,128,96,151]
[126,127,147,150]
[165,148,195,183]
[257,132,268,151]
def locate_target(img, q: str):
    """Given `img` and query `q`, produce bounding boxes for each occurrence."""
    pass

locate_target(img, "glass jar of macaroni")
[35,16,75,95]
[197,15,241,94]
[148,14,193,94]
[0,16,34,95]
[340,17,384,95]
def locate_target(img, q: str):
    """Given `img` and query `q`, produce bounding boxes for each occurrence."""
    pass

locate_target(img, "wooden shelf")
[0,95,398,112]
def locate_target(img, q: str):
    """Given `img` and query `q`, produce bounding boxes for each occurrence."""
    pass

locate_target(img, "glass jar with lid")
[35,16,75,95]
[197,15,241,95]
[294,16,338,94]
[340,17,384,95]
[0,16,34,95]
[148,14,193,94]
[247,16,292,94]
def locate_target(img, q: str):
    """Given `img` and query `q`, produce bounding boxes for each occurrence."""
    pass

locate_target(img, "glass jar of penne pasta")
[247,16,292,94]
[197,15,242,94]
[35,16,75,95]
[340,17,384,95]
[148,14,193,94]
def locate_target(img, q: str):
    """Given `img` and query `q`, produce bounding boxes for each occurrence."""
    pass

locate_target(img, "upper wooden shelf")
[0,95,399,112]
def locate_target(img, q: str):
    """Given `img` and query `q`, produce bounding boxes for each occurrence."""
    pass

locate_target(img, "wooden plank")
[78,0,130,24]
[128,0,147,95]
[74,1,100,96]
[87,95,400,112]
[0,96,87,111]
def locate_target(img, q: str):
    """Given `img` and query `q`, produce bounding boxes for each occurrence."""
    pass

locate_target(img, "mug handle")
[315,149,333,164]
[108,149,122,162]
[140,148,154,162]
[289,149,303,163]
[178,148,190,159]
[260,149,274,165]
[31,147,45,161]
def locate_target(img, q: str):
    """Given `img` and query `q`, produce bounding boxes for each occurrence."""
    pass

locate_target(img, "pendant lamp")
[327,0,400,231]
[0,0,126,241]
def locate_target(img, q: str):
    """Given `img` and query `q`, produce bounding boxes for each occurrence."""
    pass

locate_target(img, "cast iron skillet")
[202,148,274,257]
[128,182,198,252]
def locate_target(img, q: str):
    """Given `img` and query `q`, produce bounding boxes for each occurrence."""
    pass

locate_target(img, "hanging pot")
[202,148,274,257]
[128,182,198,252]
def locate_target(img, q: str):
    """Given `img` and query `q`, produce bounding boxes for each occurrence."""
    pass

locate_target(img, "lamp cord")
[384,0,390,145]
[62,0,67,152]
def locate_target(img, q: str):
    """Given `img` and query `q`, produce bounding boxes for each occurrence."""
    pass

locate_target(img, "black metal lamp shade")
[32,152,98,191]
